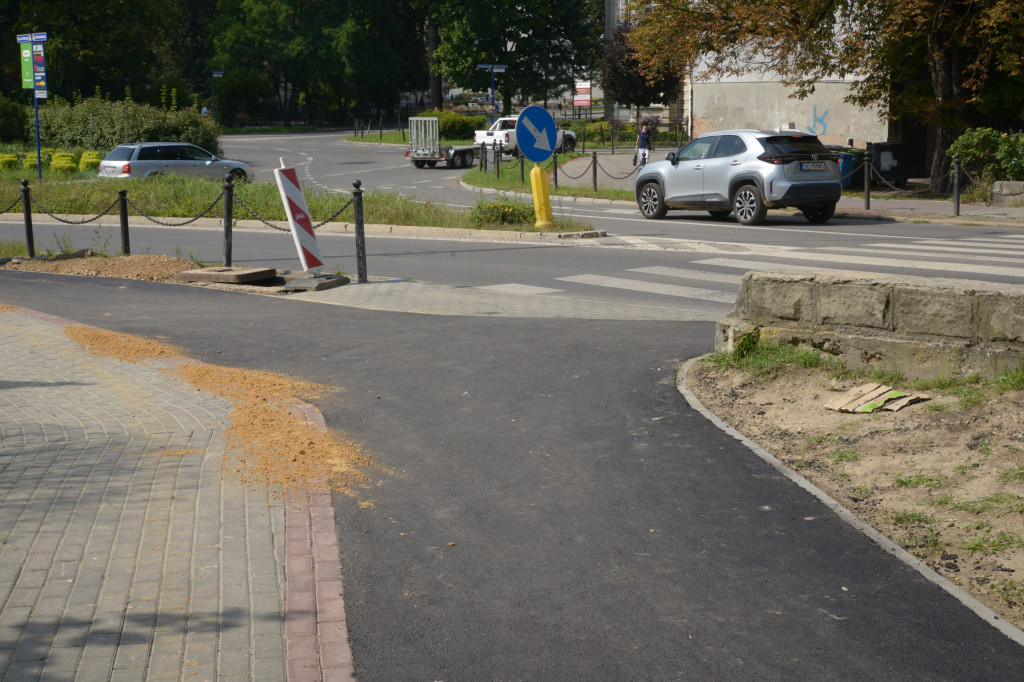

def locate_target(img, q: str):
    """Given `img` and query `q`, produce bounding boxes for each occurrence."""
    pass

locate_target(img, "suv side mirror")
[665,152,677,164]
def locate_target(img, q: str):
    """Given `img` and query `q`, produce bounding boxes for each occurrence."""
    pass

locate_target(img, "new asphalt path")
[2,203,1024,679]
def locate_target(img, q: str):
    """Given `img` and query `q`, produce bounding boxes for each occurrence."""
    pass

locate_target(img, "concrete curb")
[283,401,356,681]
[675,355,1024,648]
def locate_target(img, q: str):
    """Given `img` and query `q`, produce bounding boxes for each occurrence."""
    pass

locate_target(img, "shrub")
[947,128,1024,182]
[415,110,486,139]
[23,158,38,170]
[468,196,535,227]
[0,95,29,143]
[79,152,101,172]
[0,154,17,170]
[37,98,222,156]
[51,159,78,174]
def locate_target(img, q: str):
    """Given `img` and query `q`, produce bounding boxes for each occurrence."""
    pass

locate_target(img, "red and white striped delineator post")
[274,164,324,272]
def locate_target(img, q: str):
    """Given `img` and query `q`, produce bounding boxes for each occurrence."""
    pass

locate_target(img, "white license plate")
[800,161,826,171]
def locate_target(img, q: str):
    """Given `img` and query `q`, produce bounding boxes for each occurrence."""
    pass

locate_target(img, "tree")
[625,0,1024,193]
[597,23,679,120]
[432,0,602,114]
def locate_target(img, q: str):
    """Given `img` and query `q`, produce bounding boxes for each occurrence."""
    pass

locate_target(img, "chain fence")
[1,179,366,270]
[124,193,225,227]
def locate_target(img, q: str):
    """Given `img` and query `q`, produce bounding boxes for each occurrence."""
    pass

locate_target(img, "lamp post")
[476,63,507,124]
[212,70,224,123]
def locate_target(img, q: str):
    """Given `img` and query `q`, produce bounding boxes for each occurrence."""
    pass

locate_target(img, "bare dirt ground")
[687,360,1024,630]
[7,253,1024,628]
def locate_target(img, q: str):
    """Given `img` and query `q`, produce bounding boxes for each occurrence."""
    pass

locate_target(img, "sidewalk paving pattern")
[0,309,352,681]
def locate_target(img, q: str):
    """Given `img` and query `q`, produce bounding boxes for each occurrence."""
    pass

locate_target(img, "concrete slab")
[174,267,277,284]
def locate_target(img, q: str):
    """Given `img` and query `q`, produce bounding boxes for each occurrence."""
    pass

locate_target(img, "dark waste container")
[838,152,856,189]
[866,142,910,187]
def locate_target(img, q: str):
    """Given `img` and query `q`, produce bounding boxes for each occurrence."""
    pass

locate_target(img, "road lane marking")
[555,274,737,302]
[628,266,744,284]
[476,284,564,295]
[694,255,1024,279]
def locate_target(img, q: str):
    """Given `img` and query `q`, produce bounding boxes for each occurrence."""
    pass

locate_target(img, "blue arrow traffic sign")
[515,105,557,164]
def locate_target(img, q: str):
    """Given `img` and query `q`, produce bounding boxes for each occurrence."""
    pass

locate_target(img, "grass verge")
[0,175,588,234]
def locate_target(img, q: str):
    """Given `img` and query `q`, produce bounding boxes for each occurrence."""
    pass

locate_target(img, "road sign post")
[516,106,557,229]
[212,71,224,123]
[475,64,507,125]
[18,33,47,184]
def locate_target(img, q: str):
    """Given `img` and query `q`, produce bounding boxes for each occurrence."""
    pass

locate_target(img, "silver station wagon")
[98,142,251,181]
[634,129,842,224]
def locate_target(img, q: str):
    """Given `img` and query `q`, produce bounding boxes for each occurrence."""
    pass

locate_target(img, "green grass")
[999,465,1024,482]
[990,579,1024,608]
[0,175,587,233]
[961,531,1024,554]
[901,531,946,555]
[831,449,861,462]
[951,493,1024,516]
[850,486,873,502]
[891,510,935,525]
[706,334,847,380]
[997,365,1024,392]
[870,367,907,385]
[893,472,945,489]
[462,163,634,202]
[0,238,25,258]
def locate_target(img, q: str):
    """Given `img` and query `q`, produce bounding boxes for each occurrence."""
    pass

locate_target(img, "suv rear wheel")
[801,203,836,224]
[638,182,667,219]
[732,184,767,225]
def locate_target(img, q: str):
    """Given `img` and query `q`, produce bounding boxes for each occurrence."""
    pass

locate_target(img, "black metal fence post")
[953,152,961,217]
[497,143,502,180]
[117,189,130,256]
[20,179,34,258]
[223,174,234,266]
[352,180,368,283]
[520,152,525,185]
[479,143,486,172]
[592,151,598,192]
[553,152,559,188]
[864,153,872,211]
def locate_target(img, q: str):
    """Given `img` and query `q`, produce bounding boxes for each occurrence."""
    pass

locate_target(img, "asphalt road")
[2,273,1023,679]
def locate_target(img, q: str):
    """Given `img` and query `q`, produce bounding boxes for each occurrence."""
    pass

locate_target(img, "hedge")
[415,110,486,139]
[35,98,222,157]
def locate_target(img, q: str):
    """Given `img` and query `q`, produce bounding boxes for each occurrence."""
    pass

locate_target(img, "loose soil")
[8,254,1024,628]
[61,324,381,502]
[687,360,1024,630]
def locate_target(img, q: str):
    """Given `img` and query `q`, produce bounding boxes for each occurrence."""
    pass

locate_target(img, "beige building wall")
[691,80,888,147]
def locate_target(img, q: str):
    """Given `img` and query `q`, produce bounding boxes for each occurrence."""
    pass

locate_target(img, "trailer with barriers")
[405,117,476,169]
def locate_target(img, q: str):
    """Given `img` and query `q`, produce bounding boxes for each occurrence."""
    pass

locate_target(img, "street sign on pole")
[476,63,507,125]
[515,105,557,164]
[212,71,224,123]
[17,32,48,183]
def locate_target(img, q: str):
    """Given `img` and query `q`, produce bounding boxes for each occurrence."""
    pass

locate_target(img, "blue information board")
[515,105,557,164]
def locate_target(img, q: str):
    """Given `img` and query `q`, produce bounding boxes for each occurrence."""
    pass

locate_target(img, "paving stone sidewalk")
[0,308,350,681]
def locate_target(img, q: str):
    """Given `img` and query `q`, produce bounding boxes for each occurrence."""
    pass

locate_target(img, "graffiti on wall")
[806,104,828,136]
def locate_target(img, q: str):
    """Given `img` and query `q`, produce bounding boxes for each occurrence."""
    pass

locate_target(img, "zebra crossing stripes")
[627,266,744,284]
[694,249,1024,279]
[555,274,738,303]
[828,247,1024,265]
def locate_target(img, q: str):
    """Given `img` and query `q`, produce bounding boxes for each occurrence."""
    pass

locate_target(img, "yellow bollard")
[530,163,554,229]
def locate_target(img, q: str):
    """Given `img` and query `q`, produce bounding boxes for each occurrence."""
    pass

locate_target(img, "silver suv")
[98,142,251,181]
[634,129,841,224]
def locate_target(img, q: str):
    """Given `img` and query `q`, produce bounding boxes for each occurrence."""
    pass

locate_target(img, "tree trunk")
[427,17,443,109]
[926,36,962,195]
